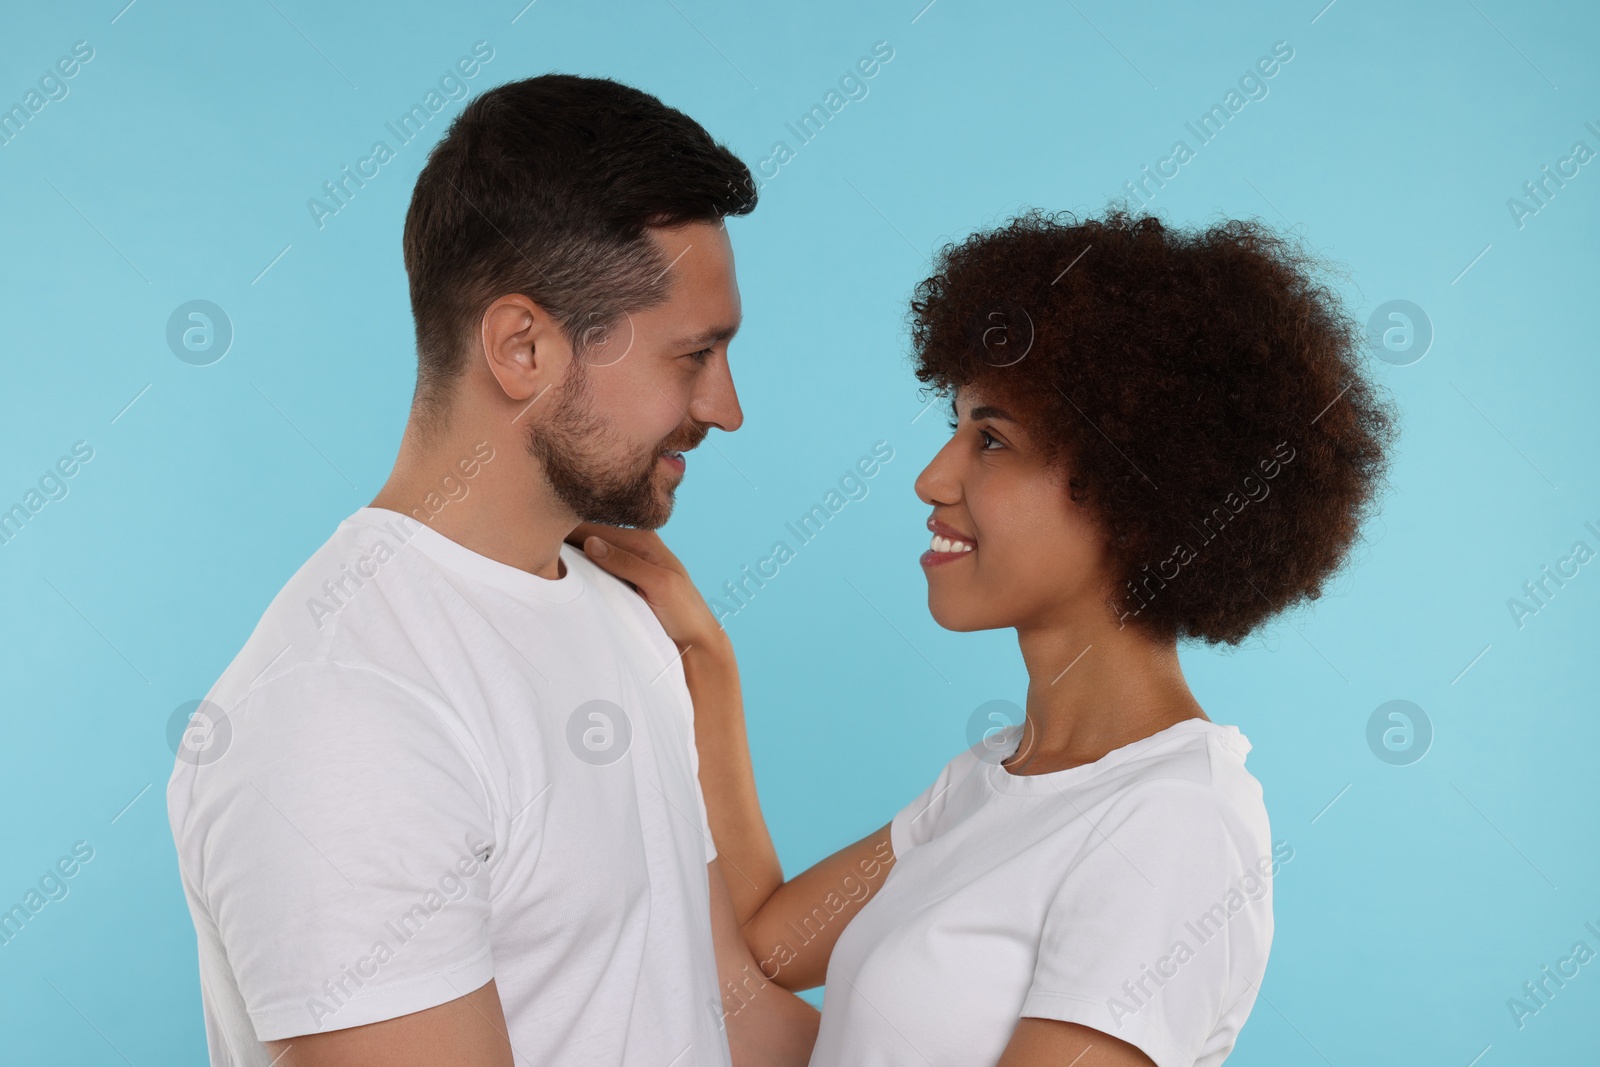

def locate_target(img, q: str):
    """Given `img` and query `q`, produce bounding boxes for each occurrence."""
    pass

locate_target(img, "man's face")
[526,220,743,529]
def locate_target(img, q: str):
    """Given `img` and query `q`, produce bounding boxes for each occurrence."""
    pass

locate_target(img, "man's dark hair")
[402,74,757,430]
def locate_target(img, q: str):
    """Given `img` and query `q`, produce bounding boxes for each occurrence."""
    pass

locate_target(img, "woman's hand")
[566,522,725,654]
[568,522,786,932]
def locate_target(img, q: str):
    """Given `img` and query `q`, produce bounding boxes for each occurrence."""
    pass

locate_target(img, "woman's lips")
[920,544,974,567]
[922,517,976,568]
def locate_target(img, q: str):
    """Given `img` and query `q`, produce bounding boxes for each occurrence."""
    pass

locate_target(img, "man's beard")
[525,364,705,529]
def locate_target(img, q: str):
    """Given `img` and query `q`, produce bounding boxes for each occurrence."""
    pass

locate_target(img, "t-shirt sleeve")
[680,684,718,865]
[609,572,717,864]
[889,744,981,858]
[1020,780,1274,1067]
[190,663,500,1041]
[636,607,717,865]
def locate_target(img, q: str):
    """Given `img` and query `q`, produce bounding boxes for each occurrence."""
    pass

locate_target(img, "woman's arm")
[681,636,783,923]
[736,820,894,991]
[683,627,897,990]
[996,1020,1155,1067]
[570,523,897,988]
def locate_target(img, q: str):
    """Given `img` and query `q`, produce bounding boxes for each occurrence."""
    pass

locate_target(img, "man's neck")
[369,424,573,581]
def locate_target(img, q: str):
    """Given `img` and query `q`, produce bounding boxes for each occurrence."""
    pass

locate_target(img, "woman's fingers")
[581,533,719,650]
[568,522,682,570]
[567,520,631,551]
[580,534,658,592]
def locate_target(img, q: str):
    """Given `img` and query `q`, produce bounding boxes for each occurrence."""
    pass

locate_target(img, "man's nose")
[690,357,743,433]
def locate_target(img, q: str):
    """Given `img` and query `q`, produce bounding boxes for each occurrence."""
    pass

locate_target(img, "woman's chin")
[926,594,1000,634]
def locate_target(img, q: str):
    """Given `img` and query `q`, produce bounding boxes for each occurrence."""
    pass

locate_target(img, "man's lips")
[657,427,706,475]
[922,517,976,568]
[657,429,704,475]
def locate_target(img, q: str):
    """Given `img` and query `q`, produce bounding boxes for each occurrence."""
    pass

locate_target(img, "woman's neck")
[1007,617,1207,775]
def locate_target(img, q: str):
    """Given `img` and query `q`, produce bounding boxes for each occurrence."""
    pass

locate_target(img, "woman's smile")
[921,516,977,567]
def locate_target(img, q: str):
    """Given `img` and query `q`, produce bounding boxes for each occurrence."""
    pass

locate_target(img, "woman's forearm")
[683,637,898,991]
[683,636,784,925]
[739,823,895,991]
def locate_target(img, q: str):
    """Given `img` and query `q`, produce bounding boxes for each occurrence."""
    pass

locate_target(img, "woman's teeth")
[930,534,974,554]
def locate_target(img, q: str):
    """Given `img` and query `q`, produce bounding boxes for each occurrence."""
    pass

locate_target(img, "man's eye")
[686,347,714,364]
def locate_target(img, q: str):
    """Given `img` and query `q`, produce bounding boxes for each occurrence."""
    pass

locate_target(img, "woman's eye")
[945,421,1002,450]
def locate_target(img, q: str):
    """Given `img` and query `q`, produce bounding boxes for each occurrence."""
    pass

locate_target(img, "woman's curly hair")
[909,207,1400,646]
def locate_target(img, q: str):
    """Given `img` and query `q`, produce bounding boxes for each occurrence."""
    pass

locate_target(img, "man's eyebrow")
[669,322,741,351]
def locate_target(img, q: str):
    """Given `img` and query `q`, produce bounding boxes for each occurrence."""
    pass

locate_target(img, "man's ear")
[479,293,571,404]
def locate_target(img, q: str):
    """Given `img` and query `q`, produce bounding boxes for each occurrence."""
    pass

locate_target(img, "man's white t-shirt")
[809,718,1278,1067]
[166,507,730,1066]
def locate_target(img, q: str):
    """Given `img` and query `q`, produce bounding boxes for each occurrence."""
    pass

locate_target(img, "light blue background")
[2,0,1597,1062]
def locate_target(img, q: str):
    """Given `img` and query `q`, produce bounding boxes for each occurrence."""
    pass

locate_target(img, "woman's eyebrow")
[967,404,1016,422]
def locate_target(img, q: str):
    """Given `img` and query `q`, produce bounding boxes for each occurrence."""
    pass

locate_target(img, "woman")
[575,208,1396,1066]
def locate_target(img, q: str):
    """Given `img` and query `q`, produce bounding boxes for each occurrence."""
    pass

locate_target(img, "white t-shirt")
[809,718,1277,1067]
[166,506,730,1066]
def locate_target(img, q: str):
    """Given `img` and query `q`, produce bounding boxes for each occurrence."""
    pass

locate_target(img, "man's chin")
[589,489,675,531]
[642,492,677,530]
[644,468,683,527]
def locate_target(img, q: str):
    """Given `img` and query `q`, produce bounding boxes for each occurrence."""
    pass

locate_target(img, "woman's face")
[913,385,1113,633]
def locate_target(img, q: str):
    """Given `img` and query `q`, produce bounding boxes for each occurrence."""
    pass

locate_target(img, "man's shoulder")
[204,511,436,712]
[560,543,678,653]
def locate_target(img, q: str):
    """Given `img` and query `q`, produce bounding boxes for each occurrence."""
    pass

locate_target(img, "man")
[166,74,818,1066]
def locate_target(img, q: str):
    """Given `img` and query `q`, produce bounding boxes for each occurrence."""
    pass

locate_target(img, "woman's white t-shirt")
[809,718,1279,1067]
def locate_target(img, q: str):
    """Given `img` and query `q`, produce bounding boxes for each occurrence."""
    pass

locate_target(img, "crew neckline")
[345,506,586,604]
[981,717,1246,795]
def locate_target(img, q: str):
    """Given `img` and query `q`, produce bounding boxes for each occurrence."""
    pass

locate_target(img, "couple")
[166,74,1394,1066]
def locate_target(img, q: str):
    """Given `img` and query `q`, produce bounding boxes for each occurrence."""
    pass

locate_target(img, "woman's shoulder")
[1117,719,1262,797]
[1098,720,1273,857]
